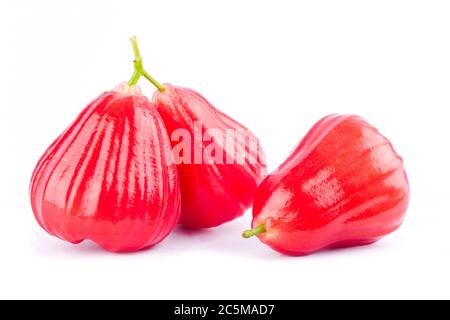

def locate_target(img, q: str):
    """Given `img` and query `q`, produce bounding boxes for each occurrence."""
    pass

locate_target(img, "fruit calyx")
[114,82,142,95]
[242,224,266,238]
[128,36,165,92]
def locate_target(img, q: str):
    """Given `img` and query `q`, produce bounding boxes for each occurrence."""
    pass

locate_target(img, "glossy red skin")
[153,84,267,228]
[30,88,181,252]
[252,114,409,256]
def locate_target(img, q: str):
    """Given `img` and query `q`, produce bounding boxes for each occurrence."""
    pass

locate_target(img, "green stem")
[242,224,266,238]
[128,69,141,86]
[127,36,165,91]
[141,69,165,92]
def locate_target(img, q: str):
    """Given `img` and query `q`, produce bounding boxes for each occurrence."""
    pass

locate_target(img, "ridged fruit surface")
[250,114,409,256]
[153,84,267,228]
[30,85,180,252]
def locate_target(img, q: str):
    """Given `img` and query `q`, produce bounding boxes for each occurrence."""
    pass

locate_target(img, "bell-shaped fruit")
[152,85,267,228]
[243,114,409,256]
[30,82,181,252]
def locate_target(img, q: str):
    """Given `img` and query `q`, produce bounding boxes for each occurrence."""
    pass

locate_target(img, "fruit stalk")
[128,36,165,92]
[242,224,266,238]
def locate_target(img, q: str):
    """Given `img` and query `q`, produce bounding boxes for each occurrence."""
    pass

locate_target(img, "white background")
[0,0,449,299]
